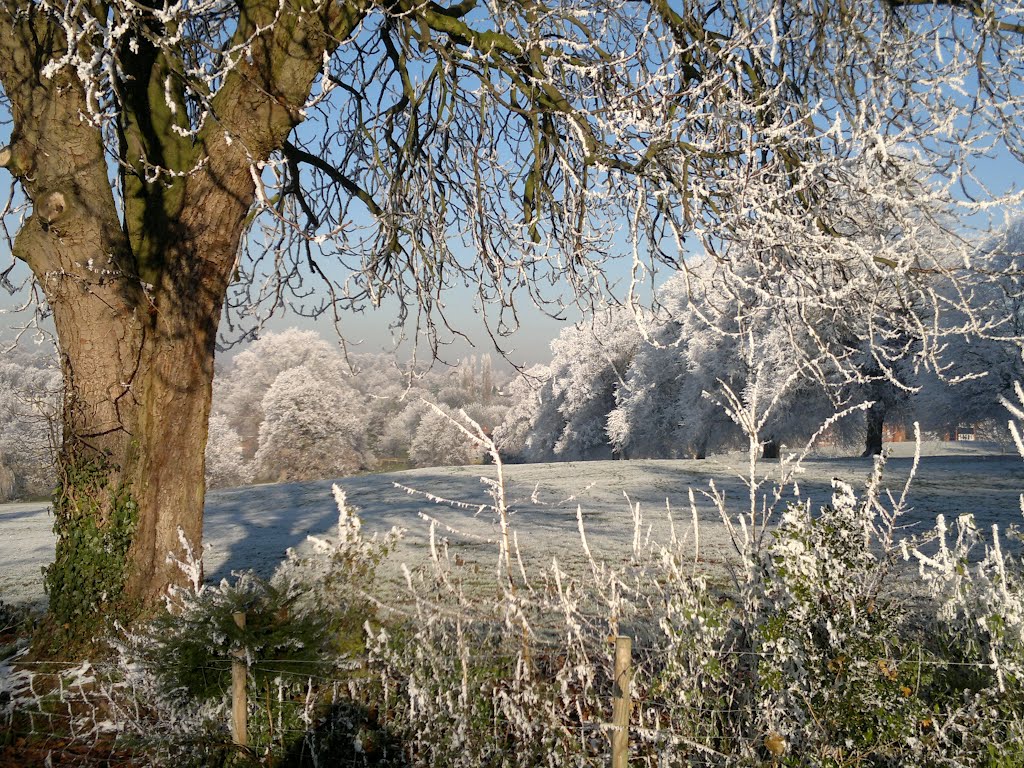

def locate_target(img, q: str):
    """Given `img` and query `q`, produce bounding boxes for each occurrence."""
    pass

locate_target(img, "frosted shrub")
[111,571,331,766]
[135,572,328,704]
[597,463,942,766]
[119,486,401,764]
[909,515,1024,763]
[364,410,613,767]
[366,587,588,767]
[901,380,1024,761]
[361,411,1024,767]
[630,563,734,758]
[726,479,934,765]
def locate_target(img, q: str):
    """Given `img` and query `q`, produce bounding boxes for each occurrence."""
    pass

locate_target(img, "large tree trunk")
[28,131,253,631]
[44,266,224,623]
[0,29,232,634]
[27,169,243,631]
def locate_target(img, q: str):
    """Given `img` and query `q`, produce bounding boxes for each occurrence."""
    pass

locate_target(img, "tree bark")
[1,69,237,625]
[44,261,225,622]
[21,133,248,630]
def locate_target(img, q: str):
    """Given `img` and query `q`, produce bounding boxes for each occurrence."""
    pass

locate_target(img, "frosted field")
[2,441,1022,607]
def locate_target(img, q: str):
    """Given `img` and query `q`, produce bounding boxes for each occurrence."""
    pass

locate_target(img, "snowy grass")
[2,442,1022,608]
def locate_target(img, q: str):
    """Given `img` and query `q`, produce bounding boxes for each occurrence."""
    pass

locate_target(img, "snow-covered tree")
[494,310,642,461]
[216,328,344,456]
[606,335,691,459]
[204,415,253,490]
[543,193,945,464]
[209,339,509,474]
[370,356,508,467]
[657,264,753,458]
[254,365,373,483]
[0,346,61,500]
[502,263,853,463]
[375,399,431,462]
[548,309,643,459]
[925,220,1024,435]
[408,405,483,468]
[492,366,562,462]
[605,258,846,460]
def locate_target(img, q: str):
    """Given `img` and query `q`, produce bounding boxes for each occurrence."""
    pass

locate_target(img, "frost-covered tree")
[208,339,504,475]
[370,356,508,466]
[0,0,1022,634]
[606,335,691,459]
[216,341,511,474]
[436,355,500,410]
[495,309,641,461]
[204,414,252,490]
[573,199,943,463]
[503,241,925,463]
[408,405,483,468]
[926,220,1024,435]
[492,366,561,462]
[701,147,969,455]
[549,309,642,459]
[606,259,852,460]
[375,399,431,462]
[216,328,343,455]
[254,365,372,482]
[0,346,61,499]
[656,264,753,458]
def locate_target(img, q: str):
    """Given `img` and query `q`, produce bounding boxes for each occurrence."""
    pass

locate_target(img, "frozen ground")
[2,441,1022,607]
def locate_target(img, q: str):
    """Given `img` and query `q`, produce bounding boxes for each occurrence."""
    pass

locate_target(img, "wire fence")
[5,622,1024,767]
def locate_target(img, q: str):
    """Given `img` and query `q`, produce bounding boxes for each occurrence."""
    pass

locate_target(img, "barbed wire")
[3,645,1018,671]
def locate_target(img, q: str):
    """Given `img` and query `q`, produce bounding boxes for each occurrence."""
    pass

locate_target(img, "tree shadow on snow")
[202,470,503,584]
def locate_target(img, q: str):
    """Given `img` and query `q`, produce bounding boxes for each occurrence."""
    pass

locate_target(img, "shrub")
[361,423,1024,767]
[117,486,401,765]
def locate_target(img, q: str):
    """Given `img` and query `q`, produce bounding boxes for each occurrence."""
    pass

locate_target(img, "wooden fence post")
[232,611,247,747]
[611,635,632,768]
